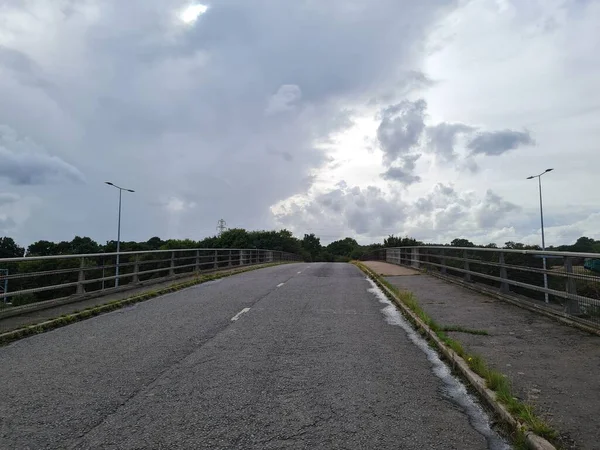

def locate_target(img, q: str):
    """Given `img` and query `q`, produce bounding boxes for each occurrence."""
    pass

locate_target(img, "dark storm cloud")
[0,193,20,206]
[468,129,535,156]
[381,154,422,185]
[0,126,84,185]
[377,99,427,165]
[425,122,474,162]
[0,0,457,243]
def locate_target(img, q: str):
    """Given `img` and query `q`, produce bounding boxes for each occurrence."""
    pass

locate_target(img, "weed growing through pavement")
[353,261,558,445]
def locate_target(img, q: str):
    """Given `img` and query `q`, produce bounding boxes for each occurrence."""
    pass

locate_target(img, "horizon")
[3,229,597,254]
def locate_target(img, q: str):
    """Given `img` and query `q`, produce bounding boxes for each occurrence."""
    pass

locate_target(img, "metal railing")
[0,248,301,307]
[366,246,600,328]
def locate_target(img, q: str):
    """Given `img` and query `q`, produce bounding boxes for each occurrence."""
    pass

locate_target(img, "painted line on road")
[230,308,250,322]
[297,271,302,274]
[276,282,285,287]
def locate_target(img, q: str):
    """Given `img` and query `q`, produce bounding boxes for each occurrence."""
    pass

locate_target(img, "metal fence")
[366,246,600,328]
[0,248,301,307]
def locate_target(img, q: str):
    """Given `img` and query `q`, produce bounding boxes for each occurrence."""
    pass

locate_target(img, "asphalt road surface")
[0,263,506,449]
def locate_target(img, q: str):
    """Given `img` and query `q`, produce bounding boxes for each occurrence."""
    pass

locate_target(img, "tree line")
[0,230,368,262]
[1,232,598,262]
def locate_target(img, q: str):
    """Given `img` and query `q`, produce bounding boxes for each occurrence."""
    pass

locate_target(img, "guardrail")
[0,248,301,307]
[366,246,600,328]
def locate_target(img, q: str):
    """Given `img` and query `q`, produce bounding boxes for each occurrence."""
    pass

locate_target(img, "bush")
[10,293,38,306]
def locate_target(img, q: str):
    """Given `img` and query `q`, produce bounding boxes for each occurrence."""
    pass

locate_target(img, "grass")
[0,263,286,347]
[441,325,489,336]
[353,261,559,447]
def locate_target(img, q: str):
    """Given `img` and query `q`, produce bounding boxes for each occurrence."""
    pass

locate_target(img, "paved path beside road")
[0,263,506,449]
[363,261,600,450]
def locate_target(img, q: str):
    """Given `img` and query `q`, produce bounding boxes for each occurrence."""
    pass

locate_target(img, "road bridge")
[0,263,508,449]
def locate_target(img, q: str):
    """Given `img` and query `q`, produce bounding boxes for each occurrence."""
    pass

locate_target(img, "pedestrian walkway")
[363,261,600,450]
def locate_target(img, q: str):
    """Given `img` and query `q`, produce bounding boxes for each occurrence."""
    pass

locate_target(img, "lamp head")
[105,181,114,186]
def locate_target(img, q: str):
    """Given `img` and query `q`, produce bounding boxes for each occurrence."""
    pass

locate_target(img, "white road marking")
[276,282,285,287]
[297,271,302,274]
[230,308,250,321]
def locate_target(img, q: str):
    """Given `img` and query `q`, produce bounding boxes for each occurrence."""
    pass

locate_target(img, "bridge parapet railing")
[365,246,600,328]
[0,248,300,308]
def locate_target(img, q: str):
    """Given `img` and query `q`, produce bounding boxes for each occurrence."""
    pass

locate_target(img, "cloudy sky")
[0,0,598,247]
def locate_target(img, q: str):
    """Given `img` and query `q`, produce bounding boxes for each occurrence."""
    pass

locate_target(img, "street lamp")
[527,168,553,303]
[105,182,135,287]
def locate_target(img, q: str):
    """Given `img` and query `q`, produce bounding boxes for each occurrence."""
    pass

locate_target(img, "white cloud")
[274,182,523,245]
[165,196,197,213]
[179,4,209,24]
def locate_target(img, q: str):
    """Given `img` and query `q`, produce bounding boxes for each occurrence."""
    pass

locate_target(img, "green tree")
[301,234,322,261]
[146,237,164,250]
[451,238,475,248]
[571,237,597,253]
[159,239,199,250]
[69,236,101,254]
[27,240,58,256]
[217,229,251,249]
[384,235,421,248]
[326,238,359,258]
[0,237,25,258]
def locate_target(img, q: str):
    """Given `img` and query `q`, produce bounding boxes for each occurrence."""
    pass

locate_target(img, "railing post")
[240,250,245,266]
[76,257,86,294]
[195,250,200,272]
[214,250,218,270]
[412,248,420,269]
[228,250,233,267]
[564,257,581,314]
[464,250,472,282]
[499,252,509,293]
[440,249,446,274]
[132,255,140,283]
[169,251,176,276]
[101,254,106,290]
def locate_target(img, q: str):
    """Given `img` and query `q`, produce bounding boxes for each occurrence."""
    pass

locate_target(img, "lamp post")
[105,182,135,287]
[527,168,553,303]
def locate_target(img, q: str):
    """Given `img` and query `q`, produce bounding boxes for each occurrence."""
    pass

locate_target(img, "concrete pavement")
[373,262,600,450]
[0,263,508,449]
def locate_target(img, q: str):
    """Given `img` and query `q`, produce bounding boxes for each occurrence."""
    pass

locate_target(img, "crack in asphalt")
[67,269,305,448]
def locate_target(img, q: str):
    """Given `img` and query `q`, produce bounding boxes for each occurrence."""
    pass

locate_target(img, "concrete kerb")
[0,263,288,347]
[355,262,556,450]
